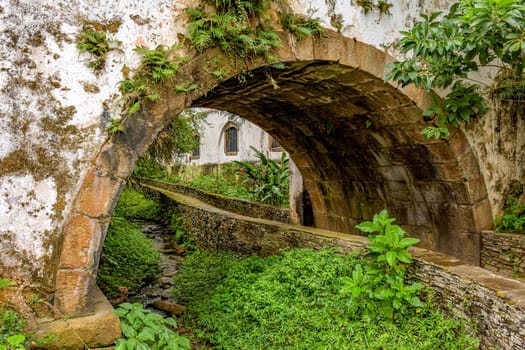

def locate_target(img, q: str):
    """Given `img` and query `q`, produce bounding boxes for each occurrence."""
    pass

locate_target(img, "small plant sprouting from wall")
[356,0,393,15]
[76,28,119,72]
[108,45,196,134]
[185,0,324,65]
[119,45,186,115]
[280,12,324,40]
[495,185,525,234]
[185,4,281,61]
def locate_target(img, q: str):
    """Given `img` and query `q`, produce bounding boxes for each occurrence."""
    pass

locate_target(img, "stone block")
[384,181,411,201]
[371,90,412,111]
[153,301,187,316]
[54,269,97,317]
[380,126,413,146]
[36,287,120,349]
[456,152,482,178]
[354,40,387,79]
[396,83,434,112]
[59,214,102,269]
[308,190,327,214]
[465,175,489,204]
[446,130,472,161]
[94,142,136,180]
[313,213,330,230]
[400,105,429,125]
[457,232,481,265]
[406,163,439,181]
[74,168,125,218]
[425,141,462,163]
[410,226,437,251]
[473,199,494,232]
[387,199,416,225]
[436,162,464,180]
[376,165,409,182]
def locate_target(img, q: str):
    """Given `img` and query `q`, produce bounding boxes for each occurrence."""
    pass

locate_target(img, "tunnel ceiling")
[192,60,489,263]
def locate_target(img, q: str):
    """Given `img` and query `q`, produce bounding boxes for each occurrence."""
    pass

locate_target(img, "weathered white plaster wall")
[0,0,192,292]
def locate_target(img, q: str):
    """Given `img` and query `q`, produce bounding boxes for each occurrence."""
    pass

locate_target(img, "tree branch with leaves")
[385,0,525,139]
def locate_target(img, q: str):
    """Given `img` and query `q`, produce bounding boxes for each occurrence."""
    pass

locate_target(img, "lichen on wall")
[465,102,525,216]
[0,0,187,295]
[0,175,57,284]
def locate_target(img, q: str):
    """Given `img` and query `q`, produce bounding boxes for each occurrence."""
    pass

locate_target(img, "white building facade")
[182,109,285,166]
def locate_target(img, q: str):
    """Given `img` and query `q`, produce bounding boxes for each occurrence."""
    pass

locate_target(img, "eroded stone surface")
[35,287,120,349]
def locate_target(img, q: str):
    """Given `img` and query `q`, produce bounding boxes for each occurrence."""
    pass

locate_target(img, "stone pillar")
[55,167,124,316]
[288,159,304,225]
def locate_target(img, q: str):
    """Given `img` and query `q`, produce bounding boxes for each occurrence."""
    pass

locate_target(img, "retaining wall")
[481,230,525,279]
[146,185,525,349]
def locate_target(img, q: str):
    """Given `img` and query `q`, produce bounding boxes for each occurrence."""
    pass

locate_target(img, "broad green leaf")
[399,237,420,248]
[356,221,380,233]
[137,327,156,342]
[115,339,127,350]
[386,251,397,267]
[125,337,137,350]
[121,322,137,338]
[128,101,141,115]
[164,317,178,328]
[7,334,25,345]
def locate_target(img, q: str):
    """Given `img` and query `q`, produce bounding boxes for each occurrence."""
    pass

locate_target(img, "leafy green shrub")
[172,250,240,305]
[234,146,289,207]
[119,45,188,116]
[496,196,525,234]
[385,0,525,138]
[185,3,281,60]
[114,303,190,350]
[342,210,424,320]
[172,213,479,349]
[113,189,162,221]
[0,309,27,350]
[97,217,161,297]
[131,158,169,181]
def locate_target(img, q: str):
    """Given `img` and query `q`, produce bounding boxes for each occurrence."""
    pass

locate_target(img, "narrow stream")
[127,220,184,316]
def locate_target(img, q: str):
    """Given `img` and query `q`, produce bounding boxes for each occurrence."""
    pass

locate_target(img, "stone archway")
[54,30,492,316]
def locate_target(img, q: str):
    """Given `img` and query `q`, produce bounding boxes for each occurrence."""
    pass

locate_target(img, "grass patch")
[185,174,254,201]
[172,248,479,349]
[113,188,162,221]
[97,189,162,298]
[97,217,161,298]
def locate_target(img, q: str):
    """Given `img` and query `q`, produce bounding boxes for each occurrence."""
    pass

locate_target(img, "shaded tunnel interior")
[192,60,490,264]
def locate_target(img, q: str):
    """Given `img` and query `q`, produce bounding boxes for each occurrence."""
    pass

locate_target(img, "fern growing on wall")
[185,0,323,63]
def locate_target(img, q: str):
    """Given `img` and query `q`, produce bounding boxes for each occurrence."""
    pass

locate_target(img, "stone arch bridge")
[57,32,491,315]
[0,0,524,341]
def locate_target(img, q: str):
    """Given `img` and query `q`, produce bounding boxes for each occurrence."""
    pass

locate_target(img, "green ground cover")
[172,211,479,349]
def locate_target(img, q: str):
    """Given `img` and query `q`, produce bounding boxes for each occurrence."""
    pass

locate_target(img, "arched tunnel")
[192,59,491,265]
[55,33,492,316]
